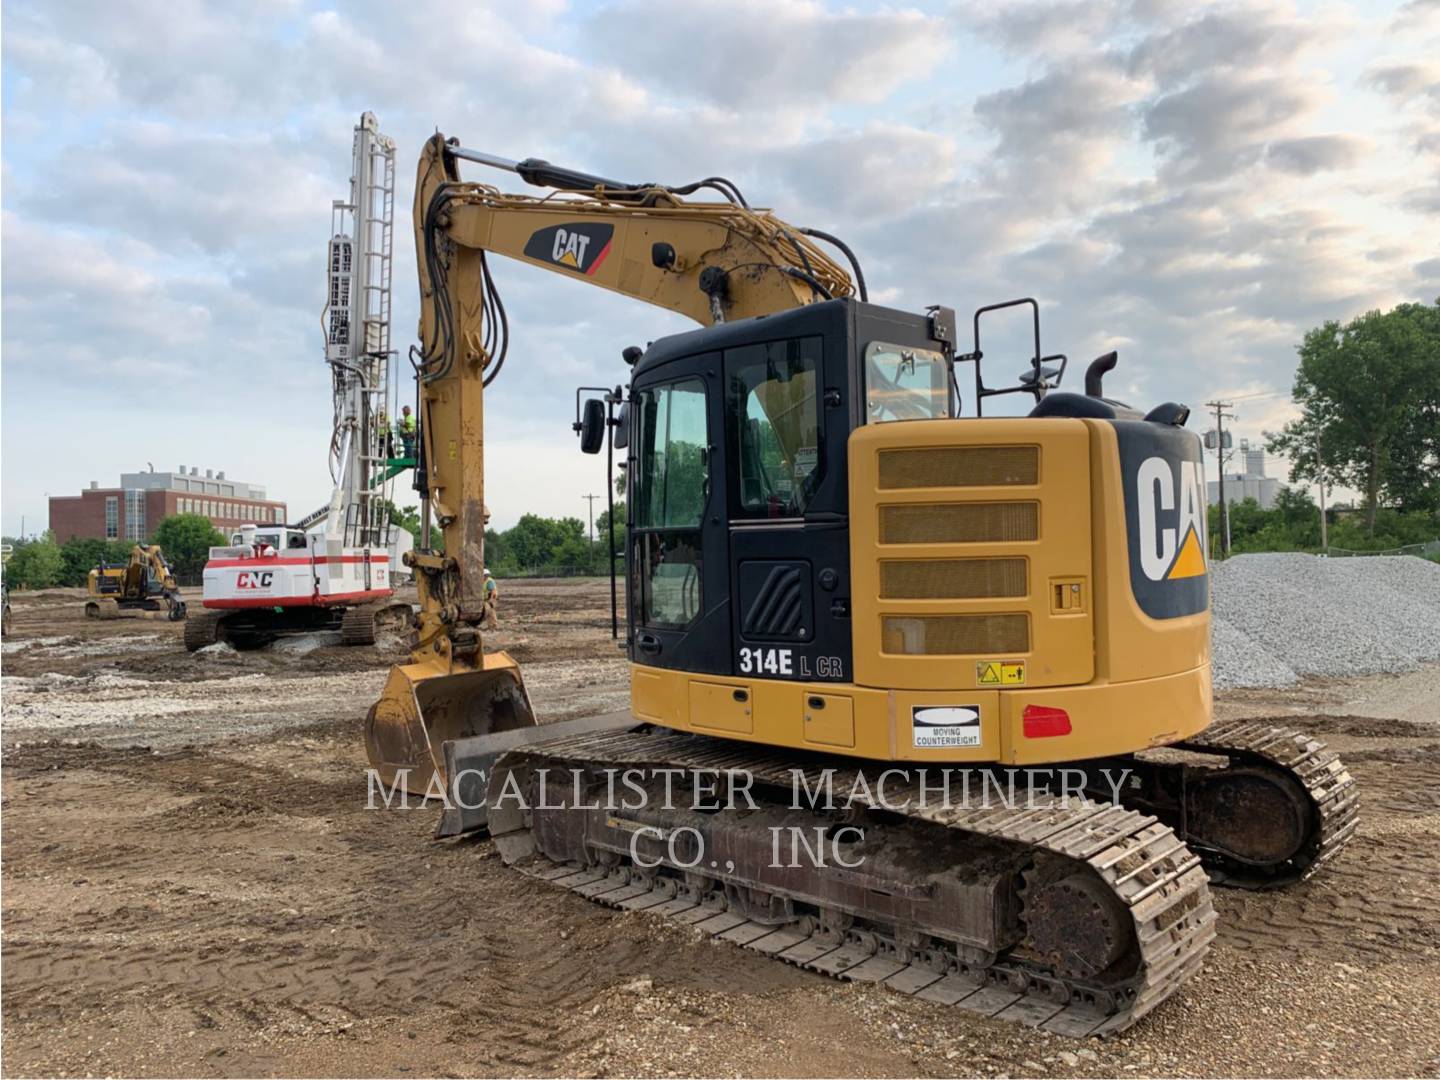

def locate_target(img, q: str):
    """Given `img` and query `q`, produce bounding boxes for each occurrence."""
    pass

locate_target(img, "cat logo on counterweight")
[1116,421,1210,620]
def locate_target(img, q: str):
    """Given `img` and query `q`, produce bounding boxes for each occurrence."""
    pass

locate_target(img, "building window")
[105,496,119,539]
[125,489,146,540]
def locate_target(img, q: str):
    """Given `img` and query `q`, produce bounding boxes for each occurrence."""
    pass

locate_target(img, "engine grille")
[880,502,1039,545]
[878,446,1039,489]
[881,614,1030,655]
[880,558,1028,599]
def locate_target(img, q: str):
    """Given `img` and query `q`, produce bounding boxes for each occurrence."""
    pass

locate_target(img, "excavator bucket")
[363,651,537,797]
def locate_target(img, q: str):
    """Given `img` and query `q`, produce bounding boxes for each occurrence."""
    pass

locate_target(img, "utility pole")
[582,493,602,546]
[1206,400,1236,557]
[1316,427,1328,553]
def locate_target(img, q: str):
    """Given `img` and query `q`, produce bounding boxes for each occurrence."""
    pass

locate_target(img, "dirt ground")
[2,581,1438,1078]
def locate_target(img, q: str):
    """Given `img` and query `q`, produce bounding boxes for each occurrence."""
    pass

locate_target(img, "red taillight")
[1022,705,1072,738]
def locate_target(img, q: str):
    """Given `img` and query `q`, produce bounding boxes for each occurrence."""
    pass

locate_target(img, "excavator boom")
[365,134,857,791]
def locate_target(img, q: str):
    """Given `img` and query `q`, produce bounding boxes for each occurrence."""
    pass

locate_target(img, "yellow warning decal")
[1167,525,1206,580]
[977,661,1026,686]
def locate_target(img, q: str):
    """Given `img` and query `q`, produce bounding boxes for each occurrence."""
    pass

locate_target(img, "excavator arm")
[364,133,858,791]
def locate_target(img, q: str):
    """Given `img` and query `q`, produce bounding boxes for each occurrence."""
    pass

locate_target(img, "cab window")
[864,342,950,422]
[727,336,822,518]
[634,378,709,629]
[635,378,708,529]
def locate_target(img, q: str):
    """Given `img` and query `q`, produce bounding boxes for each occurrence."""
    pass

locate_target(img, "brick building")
[49,466,287,543]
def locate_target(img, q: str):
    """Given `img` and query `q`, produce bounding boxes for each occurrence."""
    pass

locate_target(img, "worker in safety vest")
[375,409,394,457]
[482,568,499,629]
[400,405,417,459]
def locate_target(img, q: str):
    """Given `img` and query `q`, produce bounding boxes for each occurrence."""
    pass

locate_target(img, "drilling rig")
[187,113,412,651]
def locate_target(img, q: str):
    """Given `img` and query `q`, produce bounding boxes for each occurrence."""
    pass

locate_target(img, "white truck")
[187,113,415,652]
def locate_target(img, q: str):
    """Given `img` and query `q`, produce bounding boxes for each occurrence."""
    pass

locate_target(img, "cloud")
[1,0,1434,538]
[1264,134,1366,175]
[1364,60,1440,101]
[1127,3,1334,90]
[586,0,948,109]
[970,0,1120,58]
[760,125,958,218]
[1142,74,1315,180]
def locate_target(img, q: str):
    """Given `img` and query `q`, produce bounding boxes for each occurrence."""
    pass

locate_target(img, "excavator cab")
[587,295,1214,768]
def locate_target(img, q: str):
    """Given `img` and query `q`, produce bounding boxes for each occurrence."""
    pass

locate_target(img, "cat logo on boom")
[523,222,615,276]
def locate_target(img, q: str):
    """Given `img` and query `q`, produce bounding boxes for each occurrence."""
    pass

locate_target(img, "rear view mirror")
[613,402,630,449]
[579,398,606,454]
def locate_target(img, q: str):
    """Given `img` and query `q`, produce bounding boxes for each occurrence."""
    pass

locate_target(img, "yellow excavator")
[86,544,187,621]
[364,133,1357,1036]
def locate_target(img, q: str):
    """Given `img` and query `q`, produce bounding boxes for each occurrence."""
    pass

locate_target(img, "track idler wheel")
[1187,767,1311,867]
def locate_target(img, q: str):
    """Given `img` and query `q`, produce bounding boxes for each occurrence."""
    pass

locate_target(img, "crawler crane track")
[487,728,1217,1037]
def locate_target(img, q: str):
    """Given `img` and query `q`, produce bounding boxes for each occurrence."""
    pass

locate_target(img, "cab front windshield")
[864,342,951,423]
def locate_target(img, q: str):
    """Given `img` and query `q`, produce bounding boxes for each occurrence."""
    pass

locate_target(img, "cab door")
[629,356,730,675]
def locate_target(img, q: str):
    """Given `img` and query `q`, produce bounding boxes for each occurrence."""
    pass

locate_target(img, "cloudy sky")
[3,0,1437,538]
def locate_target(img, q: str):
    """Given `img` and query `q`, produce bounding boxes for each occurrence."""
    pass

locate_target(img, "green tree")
[379,500,441,549]
[1267,300,1440,532]
[151,514,226,582]
[484,527,507,571]
[596,500,626,562]
[59,537,134,587]
[501,514,587,570]
[6,532,65,589]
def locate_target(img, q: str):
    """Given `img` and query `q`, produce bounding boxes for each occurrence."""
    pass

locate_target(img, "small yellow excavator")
[364,132,1357,1036]
[86,544,187,621]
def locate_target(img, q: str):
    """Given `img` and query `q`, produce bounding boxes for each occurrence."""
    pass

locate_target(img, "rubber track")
[1176,719,1359,885]
[495,728,1218,1037]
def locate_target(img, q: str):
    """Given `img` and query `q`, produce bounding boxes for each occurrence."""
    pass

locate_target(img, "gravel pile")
[1211,553,1440,688]
[1210,616,1298,690]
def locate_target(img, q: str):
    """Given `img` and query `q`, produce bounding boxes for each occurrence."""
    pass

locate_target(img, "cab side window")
[726,337,822,519]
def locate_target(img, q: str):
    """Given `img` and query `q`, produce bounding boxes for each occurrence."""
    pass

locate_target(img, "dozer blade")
[363,651,538,796]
